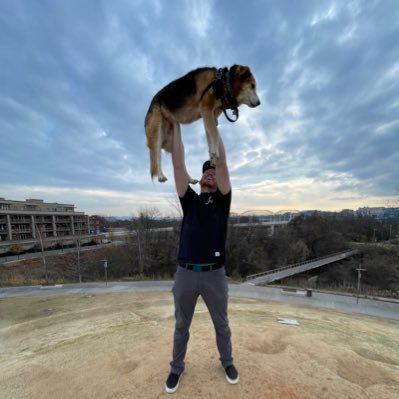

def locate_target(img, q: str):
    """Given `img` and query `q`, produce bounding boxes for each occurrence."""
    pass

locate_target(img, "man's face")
[200,168,217,190]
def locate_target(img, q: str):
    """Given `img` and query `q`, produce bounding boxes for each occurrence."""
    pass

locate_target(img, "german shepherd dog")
[145,65,260,182]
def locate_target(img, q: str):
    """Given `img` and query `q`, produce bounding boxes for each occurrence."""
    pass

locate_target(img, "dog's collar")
[201,67,239,123]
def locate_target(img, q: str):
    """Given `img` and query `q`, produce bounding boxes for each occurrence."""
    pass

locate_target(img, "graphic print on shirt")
[205,195,213,205]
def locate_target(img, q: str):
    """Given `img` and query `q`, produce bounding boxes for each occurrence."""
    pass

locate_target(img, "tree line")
[91,212,399,296]
[1,211,398,297]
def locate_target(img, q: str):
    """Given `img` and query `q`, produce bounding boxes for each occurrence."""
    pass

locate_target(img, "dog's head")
[230,65,261,108]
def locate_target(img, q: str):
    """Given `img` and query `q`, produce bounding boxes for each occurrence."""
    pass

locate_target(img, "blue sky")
[1,0,398,217]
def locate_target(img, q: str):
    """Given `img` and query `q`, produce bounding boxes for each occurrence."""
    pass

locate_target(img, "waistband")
[179,263,223,272]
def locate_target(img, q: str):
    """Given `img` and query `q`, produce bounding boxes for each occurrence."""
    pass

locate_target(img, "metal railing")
[245,249,358,281]
[0,242,116,264]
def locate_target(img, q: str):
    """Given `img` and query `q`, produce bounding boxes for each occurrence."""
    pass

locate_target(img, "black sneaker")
[225,365,239,384]
[165,371,182,394]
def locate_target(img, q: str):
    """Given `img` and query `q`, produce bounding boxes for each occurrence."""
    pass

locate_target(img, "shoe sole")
[225,374,240,384]
[165,372,183,394]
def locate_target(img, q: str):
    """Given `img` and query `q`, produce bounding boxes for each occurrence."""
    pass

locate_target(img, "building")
[0,198,90,254]
[356,207,385,219]
[339,209,355,217]
[383,207,399,219]
[89,215,107,235]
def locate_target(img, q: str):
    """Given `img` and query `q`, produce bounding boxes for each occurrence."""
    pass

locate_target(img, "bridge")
[243,249,358,285]
[231,209,300,235]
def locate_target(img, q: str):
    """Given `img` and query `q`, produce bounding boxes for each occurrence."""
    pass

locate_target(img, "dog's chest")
[173,106,202,124]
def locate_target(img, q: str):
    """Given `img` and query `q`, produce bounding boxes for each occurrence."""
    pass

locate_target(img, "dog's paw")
[209,148,220,166]
[158,175,168,183]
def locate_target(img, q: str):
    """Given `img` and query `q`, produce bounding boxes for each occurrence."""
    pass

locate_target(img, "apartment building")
[0,198,90,253]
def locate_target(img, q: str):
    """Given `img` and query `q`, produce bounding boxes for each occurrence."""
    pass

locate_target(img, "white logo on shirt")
[205,195,213,205]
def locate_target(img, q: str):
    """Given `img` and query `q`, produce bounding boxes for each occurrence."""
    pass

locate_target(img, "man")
[165,125,239,394]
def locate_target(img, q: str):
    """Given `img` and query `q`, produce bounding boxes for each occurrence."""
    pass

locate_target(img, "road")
[1,281,398,320]
[0,242,119,264]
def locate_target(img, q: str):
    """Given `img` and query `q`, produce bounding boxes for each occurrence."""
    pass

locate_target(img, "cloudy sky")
[1,0,398,217]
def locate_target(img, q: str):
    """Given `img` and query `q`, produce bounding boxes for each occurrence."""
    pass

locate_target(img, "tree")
[167,195,183,218]
[35,223,49,284]
[131,207,161,274]
[288,240,310,264]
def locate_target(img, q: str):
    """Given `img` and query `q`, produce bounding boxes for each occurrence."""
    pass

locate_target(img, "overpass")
[230,209,300,235]
[243,249,358,285]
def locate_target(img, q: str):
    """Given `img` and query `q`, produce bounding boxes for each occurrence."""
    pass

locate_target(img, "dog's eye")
[251,83,255,89]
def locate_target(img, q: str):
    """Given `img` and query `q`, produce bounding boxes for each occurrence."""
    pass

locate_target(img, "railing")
[10,218,31,223]
[11,228,32,233]
[245,249,358,281]
[0,241,114,264]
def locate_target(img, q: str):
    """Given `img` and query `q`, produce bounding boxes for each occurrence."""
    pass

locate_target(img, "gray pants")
[170,266,233,375]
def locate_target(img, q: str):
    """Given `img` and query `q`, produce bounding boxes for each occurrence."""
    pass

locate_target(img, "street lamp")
[101,258,108,287]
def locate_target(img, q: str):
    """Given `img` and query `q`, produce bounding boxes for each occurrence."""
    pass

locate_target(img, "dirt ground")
[0,292,398,399]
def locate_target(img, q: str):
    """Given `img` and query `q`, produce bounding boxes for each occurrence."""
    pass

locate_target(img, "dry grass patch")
[1,293,398,398]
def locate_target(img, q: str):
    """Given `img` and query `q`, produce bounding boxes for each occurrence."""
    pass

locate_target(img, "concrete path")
[1,281,398,321]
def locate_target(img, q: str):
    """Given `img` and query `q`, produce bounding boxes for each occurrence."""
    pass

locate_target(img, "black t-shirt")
[177,186,231,264]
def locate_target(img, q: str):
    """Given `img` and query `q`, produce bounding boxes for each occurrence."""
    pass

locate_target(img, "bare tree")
[167,195,182,218]
[35,223,49,284]
[131,207,160,273]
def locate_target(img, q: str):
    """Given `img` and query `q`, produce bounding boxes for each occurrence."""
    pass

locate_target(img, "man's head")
[200,160,217,192]
[202,160,215,174]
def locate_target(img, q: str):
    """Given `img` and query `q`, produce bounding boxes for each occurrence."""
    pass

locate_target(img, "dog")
[145,65,260,182]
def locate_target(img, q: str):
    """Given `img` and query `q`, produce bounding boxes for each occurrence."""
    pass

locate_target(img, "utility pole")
[76,237,82,283]
[137,229,143,273]
[356,257,366,304]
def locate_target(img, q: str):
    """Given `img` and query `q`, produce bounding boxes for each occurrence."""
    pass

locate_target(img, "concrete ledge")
[281,288,307,296]
[1,281,398,320]
[40,284,64,290]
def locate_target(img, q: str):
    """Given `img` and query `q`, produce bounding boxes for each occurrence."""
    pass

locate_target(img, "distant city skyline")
[1,194,398,218]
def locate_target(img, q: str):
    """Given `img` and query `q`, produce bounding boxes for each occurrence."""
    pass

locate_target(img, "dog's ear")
[231,65,252,82]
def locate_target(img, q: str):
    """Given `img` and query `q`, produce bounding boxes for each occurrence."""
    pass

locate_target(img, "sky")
[1,0,398,217]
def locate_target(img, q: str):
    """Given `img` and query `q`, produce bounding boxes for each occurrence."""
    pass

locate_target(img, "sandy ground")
[0,292,399,399]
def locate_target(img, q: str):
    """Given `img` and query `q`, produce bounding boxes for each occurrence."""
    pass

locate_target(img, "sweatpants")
[170,265,233,375]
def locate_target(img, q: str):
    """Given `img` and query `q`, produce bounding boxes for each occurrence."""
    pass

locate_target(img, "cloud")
[0,0,398,215]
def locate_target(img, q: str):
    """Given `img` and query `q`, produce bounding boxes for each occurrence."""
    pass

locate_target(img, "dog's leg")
[171,123,198,185]
[145,107,167,182]
[201,110,220,165]
[156,122,168,182]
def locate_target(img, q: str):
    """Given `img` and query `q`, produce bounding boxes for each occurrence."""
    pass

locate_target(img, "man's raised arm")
[172,124,189,197]
[215,136,231,195]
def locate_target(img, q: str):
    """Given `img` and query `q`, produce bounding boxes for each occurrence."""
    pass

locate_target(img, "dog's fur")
[145,65,260,182]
